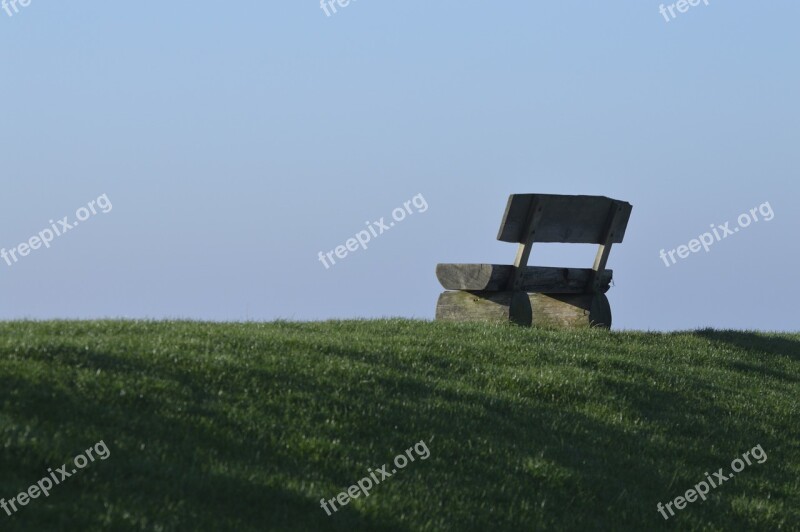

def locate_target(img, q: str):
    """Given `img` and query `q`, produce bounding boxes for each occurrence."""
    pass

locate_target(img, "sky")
[1,1,797,331]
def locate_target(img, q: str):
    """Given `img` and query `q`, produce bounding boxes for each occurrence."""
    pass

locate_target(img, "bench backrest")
[497,194,632,244]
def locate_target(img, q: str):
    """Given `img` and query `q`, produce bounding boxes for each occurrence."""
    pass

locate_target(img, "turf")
[0,320,798,531]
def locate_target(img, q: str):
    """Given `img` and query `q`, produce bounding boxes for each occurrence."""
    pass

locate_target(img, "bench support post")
[509,200,545,290]
[435,193,632,329]
[590,201,626,292]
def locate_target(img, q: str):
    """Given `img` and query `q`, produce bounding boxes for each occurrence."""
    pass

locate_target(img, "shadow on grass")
[301,342,791,530]
[0,345,408,532]
[693,329,800,361]
[1,326,797,531]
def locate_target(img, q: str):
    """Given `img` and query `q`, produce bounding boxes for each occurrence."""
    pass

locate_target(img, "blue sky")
[1,1,797,330]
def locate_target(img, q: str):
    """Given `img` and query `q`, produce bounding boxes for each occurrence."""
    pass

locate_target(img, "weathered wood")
[436,264,612,293]
[497,194,633,244]
[435,291,532,326]
[436,264,508,291]
[435,193,630,329]
[528,293,611,328]
[435,290,612,329]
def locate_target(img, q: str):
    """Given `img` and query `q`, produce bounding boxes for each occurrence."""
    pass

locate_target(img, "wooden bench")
[435,194,633,328]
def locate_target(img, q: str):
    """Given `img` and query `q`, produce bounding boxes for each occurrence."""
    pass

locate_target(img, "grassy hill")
[0,320,797,531]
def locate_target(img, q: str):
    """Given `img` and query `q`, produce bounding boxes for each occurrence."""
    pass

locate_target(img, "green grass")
[0,320,798,531]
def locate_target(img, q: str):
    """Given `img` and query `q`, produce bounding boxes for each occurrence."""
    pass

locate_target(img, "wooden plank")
[435,291,532,326]
[436,264,612,293]
[529,293,612,329]
[434,291,612,329]
[436,264,508,291]
[497,194,632,244]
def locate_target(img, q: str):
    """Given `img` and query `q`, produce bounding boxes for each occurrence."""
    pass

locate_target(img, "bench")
[435,193,633,328]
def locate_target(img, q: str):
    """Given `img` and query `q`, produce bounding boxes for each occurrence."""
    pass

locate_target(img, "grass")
[0,320,798,531]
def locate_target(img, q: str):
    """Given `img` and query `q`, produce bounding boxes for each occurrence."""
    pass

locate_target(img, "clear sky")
[1,1,797,330]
